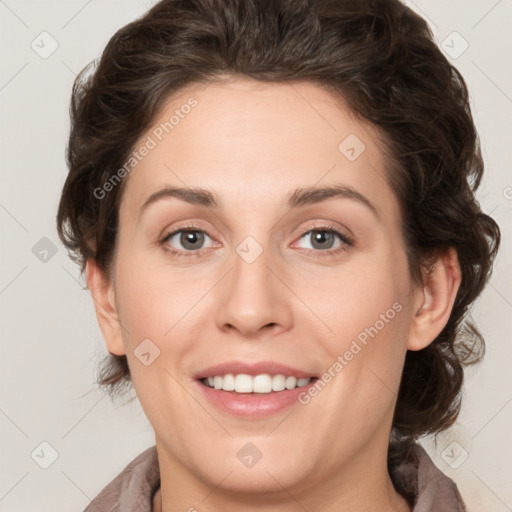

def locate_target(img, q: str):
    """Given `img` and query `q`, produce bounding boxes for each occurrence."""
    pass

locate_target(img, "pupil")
[312,231,333,249]
[182,231,203,250]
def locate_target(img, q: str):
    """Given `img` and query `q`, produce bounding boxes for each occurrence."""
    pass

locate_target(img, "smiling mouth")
[199,374,319,394]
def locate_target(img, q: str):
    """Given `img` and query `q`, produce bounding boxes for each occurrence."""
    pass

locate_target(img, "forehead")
[121,77,399,222]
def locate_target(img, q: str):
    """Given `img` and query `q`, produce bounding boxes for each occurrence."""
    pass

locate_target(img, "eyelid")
[292,220,354,245]
[160,221,219,248]
[160,219,218,241]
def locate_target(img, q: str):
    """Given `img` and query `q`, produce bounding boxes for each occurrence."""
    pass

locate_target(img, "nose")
[215,239,293,338]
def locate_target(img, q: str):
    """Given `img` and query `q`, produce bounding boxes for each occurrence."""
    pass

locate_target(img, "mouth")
[192,361,320,418]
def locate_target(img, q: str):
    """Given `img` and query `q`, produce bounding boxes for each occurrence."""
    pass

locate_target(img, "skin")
[87,76,461,512]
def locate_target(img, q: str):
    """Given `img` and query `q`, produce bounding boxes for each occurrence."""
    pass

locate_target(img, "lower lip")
[194,379,318,418]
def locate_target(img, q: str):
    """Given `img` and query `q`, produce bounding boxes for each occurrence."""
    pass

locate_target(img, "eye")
[159,223,353,259]
[293,225,352,256]
[161,227,215,257]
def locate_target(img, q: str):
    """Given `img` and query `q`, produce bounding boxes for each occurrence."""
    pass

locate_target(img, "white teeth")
[252,374,272,393]
[201,373,313,393]
[213,376,223,390]
[235,374,253,392]
[272,374,286,391]
[285,376,297,389]
[222,373,235,391]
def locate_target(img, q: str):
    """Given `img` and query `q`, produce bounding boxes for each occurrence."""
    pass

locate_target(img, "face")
[101,77,422,496]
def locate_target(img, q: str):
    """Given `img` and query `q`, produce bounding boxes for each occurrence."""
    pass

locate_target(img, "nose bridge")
[215,232,292,335]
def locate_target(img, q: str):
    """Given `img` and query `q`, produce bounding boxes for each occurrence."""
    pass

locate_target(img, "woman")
[56,0,500,510]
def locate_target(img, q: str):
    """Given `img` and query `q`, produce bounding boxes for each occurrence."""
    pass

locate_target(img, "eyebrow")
[140,184,379,218]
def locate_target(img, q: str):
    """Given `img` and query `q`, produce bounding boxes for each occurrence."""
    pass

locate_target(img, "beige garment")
[83,443,466,511]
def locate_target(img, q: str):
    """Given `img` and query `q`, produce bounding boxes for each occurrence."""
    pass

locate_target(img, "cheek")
[306,241,412,394]
[311,248,409,339]
[111,249,199,423]
[111,245,212,407]
[113,244,198,344]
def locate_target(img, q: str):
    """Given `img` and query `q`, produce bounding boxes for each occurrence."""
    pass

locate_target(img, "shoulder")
[391,442,467,512]
[82,445,160,512]
[413,444,466,511]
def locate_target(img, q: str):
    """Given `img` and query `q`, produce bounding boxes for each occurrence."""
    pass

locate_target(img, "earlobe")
[85,259,126,356]
[407,248,462,351]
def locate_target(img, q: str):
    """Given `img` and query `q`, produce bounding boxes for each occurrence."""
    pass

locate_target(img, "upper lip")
[193,360,318,379]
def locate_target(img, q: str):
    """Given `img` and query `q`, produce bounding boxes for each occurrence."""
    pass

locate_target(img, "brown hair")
[56,0,500,458]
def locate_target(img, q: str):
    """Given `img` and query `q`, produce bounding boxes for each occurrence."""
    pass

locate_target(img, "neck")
[152,439,411,512]
[153,480,409,512]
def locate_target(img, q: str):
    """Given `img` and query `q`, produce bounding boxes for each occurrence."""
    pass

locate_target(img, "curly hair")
[56,0,500,455]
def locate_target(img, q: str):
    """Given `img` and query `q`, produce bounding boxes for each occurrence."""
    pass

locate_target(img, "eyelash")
[159,222,353,259]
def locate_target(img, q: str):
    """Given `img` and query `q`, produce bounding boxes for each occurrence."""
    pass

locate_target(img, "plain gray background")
[1,0,511,510]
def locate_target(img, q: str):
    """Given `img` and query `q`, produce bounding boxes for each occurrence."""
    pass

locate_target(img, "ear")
[407,248,462,351]
[85,258,126,356]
